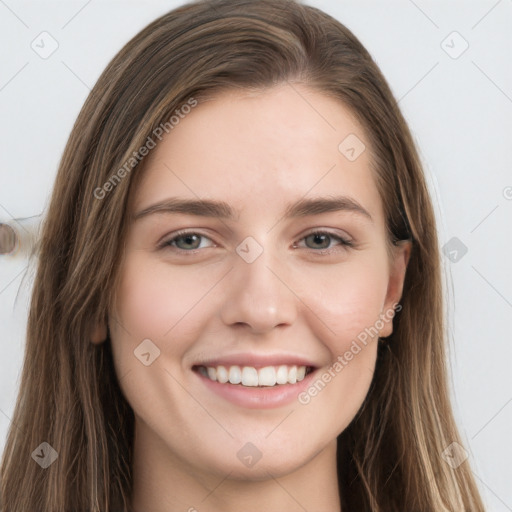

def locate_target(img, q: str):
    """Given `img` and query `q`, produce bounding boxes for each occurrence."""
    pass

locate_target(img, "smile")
[195,364,314,387]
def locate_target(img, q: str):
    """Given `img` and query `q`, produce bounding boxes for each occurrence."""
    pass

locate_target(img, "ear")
[379,240,412,338]
[90,321,108,344]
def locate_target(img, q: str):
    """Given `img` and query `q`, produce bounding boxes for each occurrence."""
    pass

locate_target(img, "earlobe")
[90,322,108,344]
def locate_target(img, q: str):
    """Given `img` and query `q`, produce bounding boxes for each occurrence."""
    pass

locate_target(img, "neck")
[130,419,342,512]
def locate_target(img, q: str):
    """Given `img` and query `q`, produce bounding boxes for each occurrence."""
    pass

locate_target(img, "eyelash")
[158,229,354,255]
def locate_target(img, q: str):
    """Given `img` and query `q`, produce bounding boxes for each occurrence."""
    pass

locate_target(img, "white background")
[0,1,511,510]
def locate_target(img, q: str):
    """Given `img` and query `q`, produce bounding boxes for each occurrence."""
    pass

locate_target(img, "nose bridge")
[219,238,297,332]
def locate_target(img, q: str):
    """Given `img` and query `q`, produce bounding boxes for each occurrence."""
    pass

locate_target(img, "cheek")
[294,261,387,431]
[111,254,215,350]
[107,255,219,433]
[300,252,390,350]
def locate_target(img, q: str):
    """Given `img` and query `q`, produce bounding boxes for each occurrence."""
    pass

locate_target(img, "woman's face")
[106,84,409,481]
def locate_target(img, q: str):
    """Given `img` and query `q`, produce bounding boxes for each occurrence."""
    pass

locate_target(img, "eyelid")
[158,229,216,251]
[159,228,355,255]
[293,229,354,250]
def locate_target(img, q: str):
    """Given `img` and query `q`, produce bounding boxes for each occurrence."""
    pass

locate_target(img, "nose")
[219,244,297,334]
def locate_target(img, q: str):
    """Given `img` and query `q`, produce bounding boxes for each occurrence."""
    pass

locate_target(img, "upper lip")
[192,353,318,370]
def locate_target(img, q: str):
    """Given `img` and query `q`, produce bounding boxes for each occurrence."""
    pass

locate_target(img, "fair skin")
[92,83,410,512]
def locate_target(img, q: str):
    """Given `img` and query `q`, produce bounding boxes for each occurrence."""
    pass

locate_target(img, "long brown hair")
[0,0,485,510]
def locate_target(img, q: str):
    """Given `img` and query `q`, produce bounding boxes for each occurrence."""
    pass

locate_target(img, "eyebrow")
[133,196,373,222]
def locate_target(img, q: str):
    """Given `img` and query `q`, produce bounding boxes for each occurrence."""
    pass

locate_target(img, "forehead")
[132,84,384,223]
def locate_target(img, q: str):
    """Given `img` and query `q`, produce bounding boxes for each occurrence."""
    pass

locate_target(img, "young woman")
[0,0,485,510]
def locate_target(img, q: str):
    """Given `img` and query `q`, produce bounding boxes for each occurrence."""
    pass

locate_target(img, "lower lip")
[194,368,318,409]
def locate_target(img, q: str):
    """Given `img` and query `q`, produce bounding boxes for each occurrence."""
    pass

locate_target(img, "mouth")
[191,353,320,408]
[192,364,316,388]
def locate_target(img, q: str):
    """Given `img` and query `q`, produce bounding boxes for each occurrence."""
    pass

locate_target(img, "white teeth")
[199,364,310,387]
[241,366,259,387]
[228,365,242,384]
[276,365,289,384]
[288,365,297,384]
[216,365,228,384]
[258,366,276,386]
